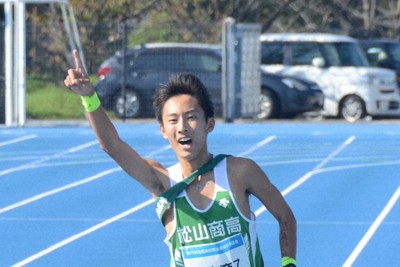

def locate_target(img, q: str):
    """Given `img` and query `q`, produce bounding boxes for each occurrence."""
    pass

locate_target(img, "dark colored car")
[94,43,324,119]
[359,38,400,84]
[95,43,222,118]
[259,72,323,119]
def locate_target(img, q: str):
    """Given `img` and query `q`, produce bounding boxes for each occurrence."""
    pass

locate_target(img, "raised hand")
[64,49,94,96]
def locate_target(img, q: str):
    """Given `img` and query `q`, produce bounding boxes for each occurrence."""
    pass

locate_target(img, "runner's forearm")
[86,106,122,155]
[279,214,297,259]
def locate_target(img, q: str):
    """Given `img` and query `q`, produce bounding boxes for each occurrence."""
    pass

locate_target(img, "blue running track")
[0,121,399,266]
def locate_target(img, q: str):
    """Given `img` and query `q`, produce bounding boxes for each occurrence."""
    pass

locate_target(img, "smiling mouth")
[179,137,192,146]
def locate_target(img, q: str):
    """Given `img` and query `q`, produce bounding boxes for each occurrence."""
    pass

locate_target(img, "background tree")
[21,0,400,82]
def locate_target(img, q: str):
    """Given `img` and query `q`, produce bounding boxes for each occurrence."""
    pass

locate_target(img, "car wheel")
[114,90,141,118]
[255,90,277,120]
[339,95,366,122]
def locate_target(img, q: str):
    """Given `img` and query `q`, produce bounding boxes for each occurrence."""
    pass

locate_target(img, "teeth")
[179,137,192,145]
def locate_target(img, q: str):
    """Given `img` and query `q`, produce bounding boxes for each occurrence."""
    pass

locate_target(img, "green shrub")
[26,76,88,119]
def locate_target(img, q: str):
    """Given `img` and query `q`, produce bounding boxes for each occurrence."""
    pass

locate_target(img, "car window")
[261,42,284,64]
[133,52,182,71]
[364,46,387,66]
[290,42,322,65]
[121,54,137,67]
[387,43,400,63]
[184,53,221,72]
[322,42,368,66]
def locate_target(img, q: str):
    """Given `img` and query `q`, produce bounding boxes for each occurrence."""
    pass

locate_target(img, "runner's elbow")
[98,137,121,156]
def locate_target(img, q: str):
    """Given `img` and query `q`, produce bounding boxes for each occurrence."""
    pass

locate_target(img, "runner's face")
[160,94,214,161]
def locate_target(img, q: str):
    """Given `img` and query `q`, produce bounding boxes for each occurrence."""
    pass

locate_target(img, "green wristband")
[81,92,101,112]
[282,256,296,266]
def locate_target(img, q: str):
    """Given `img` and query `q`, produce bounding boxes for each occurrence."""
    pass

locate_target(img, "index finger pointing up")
[73,49,84,70]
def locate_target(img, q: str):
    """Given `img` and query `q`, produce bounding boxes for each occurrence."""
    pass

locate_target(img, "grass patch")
[26,75,118,120]
[26,76,89,119]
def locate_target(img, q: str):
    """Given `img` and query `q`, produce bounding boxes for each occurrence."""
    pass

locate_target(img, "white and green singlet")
[163,158,264,267]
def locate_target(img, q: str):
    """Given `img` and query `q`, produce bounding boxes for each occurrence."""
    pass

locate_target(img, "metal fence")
[0,21,4,124]
[1,6,260,125]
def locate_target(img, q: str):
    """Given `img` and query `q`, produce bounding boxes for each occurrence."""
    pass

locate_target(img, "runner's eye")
[187,114,196,121]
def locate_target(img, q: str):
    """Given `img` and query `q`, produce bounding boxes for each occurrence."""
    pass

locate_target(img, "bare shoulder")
[226,156,263,176]
[226,156,269,191]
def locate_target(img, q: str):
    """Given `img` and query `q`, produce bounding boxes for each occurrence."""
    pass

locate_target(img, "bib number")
[181,234,251,267]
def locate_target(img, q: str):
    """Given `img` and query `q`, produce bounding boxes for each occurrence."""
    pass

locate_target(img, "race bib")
[181,234,251,267]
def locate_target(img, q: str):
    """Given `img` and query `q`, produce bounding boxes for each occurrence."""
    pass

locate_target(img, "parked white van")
[260,33,400,121]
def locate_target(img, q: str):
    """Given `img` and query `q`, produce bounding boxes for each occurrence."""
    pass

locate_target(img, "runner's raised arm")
[64,50,167,197]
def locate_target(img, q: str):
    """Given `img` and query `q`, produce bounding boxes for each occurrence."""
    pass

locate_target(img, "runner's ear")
[160,124,168,139]
[206,118,215,133]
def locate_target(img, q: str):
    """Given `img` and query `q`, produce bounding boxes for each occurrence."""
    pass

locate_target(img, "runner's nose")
[177,118,188,133]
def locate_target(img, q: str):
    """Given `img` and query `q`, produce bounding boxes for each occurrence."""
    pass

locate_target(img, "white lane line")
[3,217,399,226]
[0,140,98,177]
[237,135,276,157]
[343,186,400,267]
[146,144,171,157]
[0,144,171,214]
[255,135,356,216]
[4,154,397,217]
[0,217,160,223]
[259,155,400,167]
[315,159,400,174]
[8,145,172,266]
[0,135,38,148]
[0,167,121,214]
[313,135,356,170]
[10,198,154,267]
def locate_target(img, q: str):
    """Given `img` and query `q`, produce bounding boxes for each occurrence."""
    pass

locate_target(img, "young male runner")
[64,50,297,266]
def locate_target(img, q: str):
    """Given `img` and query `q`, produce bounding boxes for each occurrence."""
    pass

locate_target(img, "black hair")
[153,74,215,123]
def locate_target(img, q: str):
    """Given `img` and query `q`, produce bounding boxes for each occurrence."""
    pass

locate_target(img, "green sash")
[155,154,229,221]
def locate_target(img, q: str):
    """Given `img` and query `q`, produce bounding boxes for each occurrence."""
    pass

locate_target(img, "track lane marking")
[255,135,356,216]
[0,140,98,177]
[237,135,276,157]
[0,168,121,214]
[7,144,172,266]
[10,198,154,267]
[343,186,400,267]
[0,135,38,148]
[0,145,171,214]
